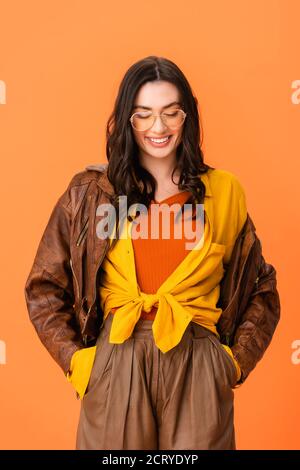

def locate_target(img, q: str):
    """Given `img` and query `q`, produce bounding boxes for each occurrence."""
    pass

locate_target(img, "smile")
[145,135,172,147]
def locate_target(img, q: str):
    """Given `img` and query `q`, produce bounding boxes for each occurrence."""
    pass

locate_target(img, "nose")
[151,115,168,133]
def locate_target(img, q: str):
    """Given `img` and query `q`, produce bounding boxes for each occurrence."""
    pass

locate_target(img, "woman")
[24,56,280,450]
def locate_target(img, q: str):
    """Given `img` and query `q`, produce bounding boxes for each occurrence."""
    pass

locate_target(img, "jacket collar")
[86,164,115,196]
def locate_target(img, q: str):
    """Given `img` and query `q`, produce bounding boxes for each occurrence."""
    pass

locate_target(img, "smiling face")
[131,81,184,164]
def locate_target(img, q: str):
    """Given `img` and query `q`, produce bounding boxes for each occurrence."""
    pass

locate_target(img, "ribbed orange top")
[112,190,200,320]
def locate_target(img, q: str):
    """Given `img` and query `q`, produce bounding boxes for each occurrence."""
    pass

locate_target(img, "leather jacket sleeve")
[231,252,281,386]
[24,181,85,375]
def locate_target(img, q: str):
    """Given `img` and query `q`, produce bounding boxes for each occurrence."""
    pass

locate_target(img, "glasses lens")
[163,109,185,129]
[131,109,185,131]
[131,112,154,132]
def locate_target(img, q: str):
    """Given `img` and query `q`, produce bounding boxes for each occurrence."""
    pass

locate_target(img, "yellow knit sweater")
[67,168,246,399]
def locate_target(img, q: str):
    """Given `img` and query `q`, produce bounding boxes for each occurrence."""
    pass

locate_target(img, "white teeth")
[148,136,170,143]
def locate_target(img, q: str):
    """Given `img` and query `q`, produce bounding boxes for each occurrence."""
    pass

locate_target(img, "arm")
[231,251,281,386]
[24,180,85,375]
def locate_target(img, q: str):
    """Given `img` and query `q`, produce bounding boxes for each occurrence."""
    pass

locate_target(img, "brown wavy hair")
[105,55,214,248]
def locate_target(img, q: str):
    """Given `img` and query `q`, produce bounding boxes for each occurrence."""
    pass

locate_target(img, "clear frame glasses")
[129,108,187,132]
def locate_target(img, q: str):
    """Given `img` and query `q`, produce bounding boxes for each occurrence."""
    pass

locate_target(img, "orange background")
[0,0,299,450]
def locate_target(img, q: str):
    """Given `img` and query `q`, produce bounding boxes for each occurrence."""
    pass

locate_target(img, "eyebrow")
[132,101,182,111]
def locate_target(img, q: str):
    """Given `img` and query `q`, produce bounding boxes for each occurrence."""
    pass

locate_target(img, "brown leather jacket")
[24,164,280,388]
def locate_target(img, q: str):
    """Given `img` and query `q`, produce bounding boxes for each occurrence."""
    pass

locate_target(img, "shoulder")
[58,163,108,212]
[67,162,108,189]
[207,168,248,262]
[206,167,246,200]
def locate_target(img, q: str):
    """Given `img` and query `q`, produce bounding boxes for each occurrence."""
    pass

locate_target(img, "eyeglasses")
[129,108,187,132]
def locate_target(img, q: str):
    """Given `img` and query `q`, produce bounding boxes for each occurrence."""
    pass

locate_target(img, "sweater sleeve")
[221,344,242,382]
[66,346,97,399]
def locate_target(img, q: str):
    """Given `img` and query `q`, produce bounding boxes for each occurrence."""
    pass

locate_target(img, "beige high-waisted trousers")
[76,311,238,450]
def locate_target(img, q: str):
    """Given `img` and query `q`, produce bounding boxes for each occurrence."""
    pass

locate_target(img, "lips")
[144,135,172,147]
[146,135,171,140]
[145,135,172,142]
[146,134,171,139]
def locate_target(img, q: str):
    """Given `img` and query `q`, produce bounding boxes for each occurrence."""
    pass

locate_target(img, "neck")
[139,154,180,187]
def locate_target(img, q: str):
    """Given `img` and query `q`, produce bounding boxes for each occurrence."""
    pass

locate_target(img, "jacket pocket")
[76,217,89,246]
[70,258,80,305]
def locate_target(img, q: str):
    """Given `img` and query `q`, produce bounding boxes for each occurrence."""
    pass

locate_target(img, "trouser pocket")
[207,334,238,389]
[84,329,116,399]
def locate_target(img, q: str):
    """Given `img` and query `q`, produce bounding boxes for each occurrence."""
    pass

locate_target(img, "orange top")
[111,190,196,320]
